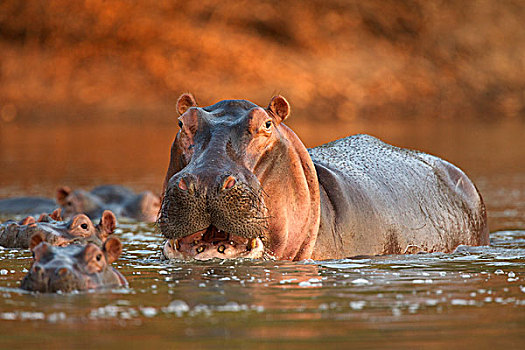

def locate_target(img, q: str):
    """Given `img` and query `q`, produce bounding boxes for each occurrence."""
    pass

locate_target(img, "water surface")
[0,117,524,348]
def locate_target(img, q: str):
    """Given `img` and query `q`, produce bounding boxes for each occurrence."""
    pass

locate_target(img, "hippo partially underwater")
[0,209,117,248]
[0,185,160,222]
[20,233,127,293]
[160,94,488,261]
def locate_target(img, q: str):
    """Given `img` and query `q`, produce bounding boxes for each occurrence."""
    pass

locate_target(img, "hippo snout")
[170,170,248,197]
[159,169,269,259]
[21,264,80,293]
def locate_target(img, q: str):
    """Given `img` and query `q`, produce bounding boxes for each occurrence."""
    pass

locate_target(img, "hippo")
[0,209,117,248]
[57,185,161,223]
[159,94,489,261]
[20,233,127,293]
[0,185,160,223]
[0,197,56,217]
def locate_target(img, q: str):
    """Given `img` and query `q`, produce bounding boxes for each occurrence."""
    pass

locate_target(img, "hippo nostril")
[57,267,70,277]
[177,176,196,195]
[222,176,236,190]
[178,178,188,191]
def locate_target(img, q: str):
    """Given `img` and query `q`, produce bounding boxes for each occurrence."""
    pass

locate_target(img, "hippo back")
[309,134,488,259]
[0,197,56,217]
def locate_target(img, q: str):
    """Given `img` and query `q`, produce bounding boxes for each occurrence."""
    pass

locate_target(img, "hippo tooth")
[218,245,226,253]
[246,238,257,251]
[174,239,181,251]
[196,246,205,253]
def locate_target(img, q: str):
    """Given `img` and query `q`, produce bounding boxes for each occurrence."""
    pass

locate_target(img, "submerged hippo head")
[159,94,320,260]
[121,191,162,223]
[36,210,117,247]
[56,187,104,219]
[0,209,117,249]
[57,186,161,222]
[20,233,127,293]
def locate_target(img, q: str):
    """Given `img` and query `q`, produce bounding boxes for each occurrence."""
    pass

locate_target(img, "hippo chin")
[159,94,489,261]
[20,233,127,293]
[0,209,117,248]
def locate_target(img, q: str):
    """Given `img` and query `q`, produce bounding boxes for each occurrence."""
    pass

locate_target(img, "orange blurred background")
[1,0,524,123]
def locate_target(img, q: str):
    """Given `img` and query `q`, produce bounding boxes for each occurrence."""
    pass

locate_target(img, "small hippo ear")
[98,210,117,241]
[29,232,45,251]
[176,93,197,115]
[49,208,62,221]
[267,95,290,124]
[56,186,72,205]
[19,216,36,225]
[103,237,123,264]
[37,213,51,222]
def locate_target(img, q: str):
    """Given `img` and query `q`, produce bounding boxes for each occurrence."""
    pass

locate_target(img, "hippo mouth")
[162,225,265,260]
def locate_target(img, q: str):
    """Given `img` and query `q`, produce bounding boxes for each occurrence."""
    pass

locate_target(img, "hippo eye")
[178,120,183,128]
[67,201,72,206]
[81,223,88,230]
[265,120,272,129]
[96,253,102,262]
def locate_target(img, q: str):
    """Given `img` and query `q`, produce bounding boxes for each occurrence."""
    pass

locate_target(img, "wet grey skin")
[0,210,117,249]
[20,234,127,293]
[0,197,57,217]
[159,95,488,260]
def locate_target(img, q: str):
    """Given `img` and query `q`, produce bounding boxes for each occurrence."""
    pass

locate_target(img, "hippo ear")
[267,95,290,124]
[49,208,62,221]
[103,237,123,264]
[19,216,36,225]
[29,232,45,251]
[37,213,52,222]
[98,210,117,241]
[56,186,72,205]
[177,93,197,115]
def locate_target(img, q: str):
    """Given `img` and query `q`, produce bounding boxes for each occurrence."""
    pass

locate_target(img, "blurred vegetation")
[0,0,524,122]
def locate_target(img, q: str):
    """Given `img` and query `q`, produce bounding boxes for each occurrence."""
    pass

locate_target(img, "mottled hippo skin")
[159,94,488,261]
[0,209,117,248]
[21,233,127,293]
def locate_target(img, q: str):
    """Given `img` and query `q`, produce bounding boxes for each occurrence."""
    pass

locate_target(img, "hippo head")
[0,209,117,249]
[32,210,117,247]
[20,233,127,293]
[159,94,320,260]
[56,187,104,219]
[121,191,162,223]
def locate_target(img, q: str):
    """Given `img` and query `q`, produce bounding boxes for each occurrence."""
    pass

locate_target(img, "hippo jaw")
[158,168,270,260]
[161,225,265,260]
